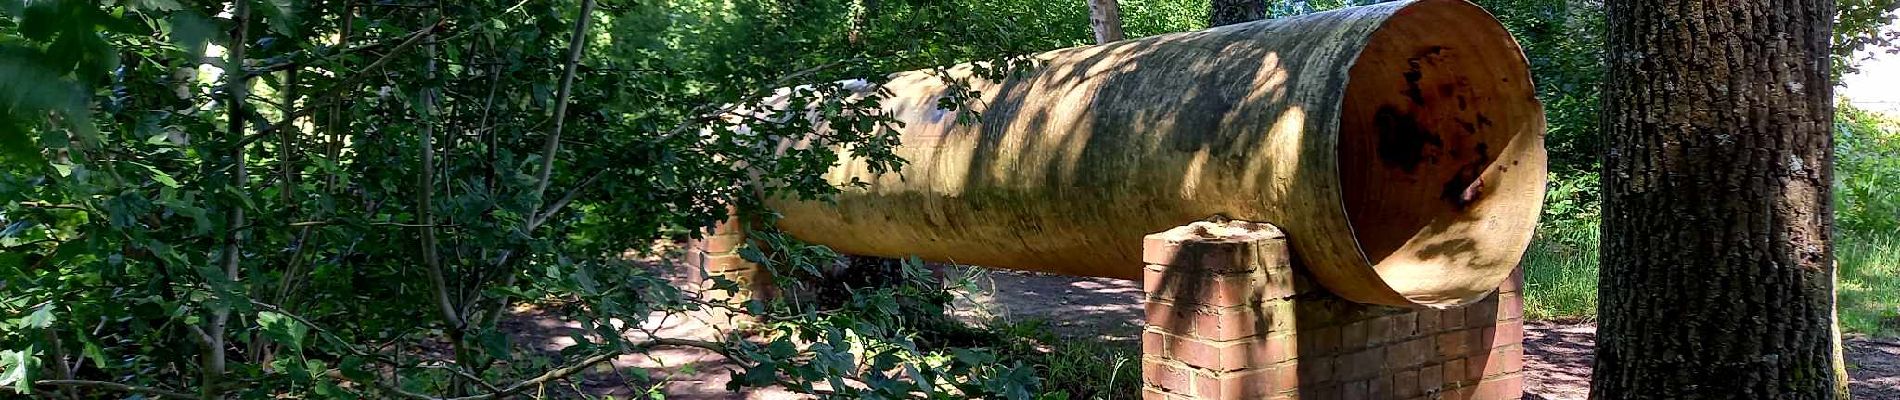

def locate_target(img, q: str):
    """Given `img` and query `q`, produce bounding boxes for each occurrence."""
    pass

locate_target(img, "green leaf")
[167,11,214,59]
[80,338,108,370]
[129,0,185,12]
[0,111,40,167]
[23,304,54,328]
[130,161,181,188]
[0,346,39,394]
[256,0,300,36]
[258,311,308,350]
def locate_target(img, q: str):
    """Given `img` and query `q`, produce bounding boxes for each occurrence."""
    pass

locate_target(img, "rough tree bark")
[1087,0,1125,43]
[1207,0,1264,27]
[1592,0,1842,398]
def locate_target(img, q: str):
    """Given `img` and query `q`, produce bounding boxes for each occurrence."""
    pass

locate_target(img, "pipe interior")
[1338,0,1546,305]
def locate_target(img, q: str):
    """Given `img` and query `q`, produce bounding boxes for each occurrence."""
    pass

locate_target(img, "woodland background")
[0,0,1896,398]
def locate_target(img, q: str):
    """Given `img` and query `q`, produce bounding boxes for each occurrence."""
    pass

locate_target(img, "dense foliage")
[1,0,1896,398]
[0,0,1075,398]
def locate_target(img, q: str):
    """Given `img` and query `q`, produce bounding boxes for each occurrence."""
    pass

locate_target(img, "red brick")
[1465,298,1500,327]
[1497,292,1524,321]
[1341,381,1367,399]
[1195,368,1275,400]
[1144,266,1262,307]
[1368,376,1393,399]
[1145,300,1261,341]
[1394,369,1421,398]
[1477,345,1524,378]
[1299,326,1341,356]
[1443,358,1468,387]
[1387,338,1432,369]
[1436,330,1473,358]
[1498,267,1524,294]
[1465,354,1488,382]
[1335,349,1382,381]
[1445,385,1476,400]
[1147,331,1292,372]
[1141,235,1279,273]
[1416,309,1443,335]
[1298,356,1334,386]
[1269,362,1299,390]
[695,252,754,273]
[1384,313,1419,342]
[1467,329,1489,359]
[1419,364,1444,395]
[1142,386,1187,400]
[1264,301,1299,333]
[710,214,745,233]
[1442,307,1467,329]
[1260,270,1308,299]
[1298,386,1338,400]
[1489,320,1525,349]
[1143,359,1195,395]
[1473,376,1524,400]
[1144,330,1166,356]
[690,233,746,254]
[1341,320,1370,349]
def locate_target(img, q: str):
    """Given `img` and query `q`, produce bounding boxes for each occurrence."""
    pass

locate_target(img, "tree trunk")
[1207,0,1263,27]
[1593,0,1841,398]
[847,0,878,45]
[1087,0,1125,44]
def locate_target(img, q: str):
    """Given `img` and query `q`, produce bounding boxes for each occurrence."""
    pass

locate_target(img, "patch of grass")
[1518,222,1900,338]
[918,317,1140,399]
[1520,221,1601,322]
[1839,233,1900,337]
[985,319,1142,400]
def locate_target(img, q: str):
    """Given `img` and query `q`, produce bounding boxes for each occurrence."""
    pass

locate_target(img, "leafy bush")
[1836,102,1900,235]
[0,0,1065,398]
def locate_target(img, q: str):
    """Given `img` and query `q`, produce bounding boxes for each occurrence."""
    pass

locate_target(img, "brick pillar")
[1139,220,1523,400]
[683,207,775,302]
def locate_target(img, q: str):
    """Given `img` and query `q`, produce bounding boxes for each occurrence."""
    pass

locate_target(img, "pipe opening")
[1338,0,1547,306]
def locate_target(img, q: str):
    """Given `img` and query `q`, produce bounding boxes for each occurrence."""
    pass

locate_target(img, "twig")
[206,3,253,398]
[16,201,90,211]
[18,380,197,400]
[527,0,597,205]
[526,170,604,232]
[237,19,445,148]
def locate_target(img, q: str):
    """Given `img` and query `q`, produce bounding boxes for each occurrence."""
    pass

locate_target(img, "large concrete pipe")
[765,0,1546,307]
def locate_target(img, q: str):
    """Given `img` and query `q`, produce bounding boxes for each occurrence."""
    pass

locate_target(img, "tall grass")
[1520,221,1601,322]
[1839,233,1900,337]
[1519,224,1900,337]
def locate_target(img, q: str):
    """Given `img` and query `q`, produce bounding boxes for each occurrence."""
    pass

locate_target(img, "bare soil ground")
[512,266,1900,399]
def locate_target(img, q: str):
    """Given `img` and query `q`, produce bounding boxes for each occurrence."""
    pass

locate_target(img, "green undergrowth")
[1839,233,1900,337]
[1520,221,1602,323]
[914,317,1142,399]
[1519,222,1900,337]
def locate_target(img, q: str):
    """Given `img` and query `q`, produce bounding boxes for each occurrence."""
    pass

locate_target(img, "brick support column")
[683,207,775,302]
[1140,220,1522,400]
